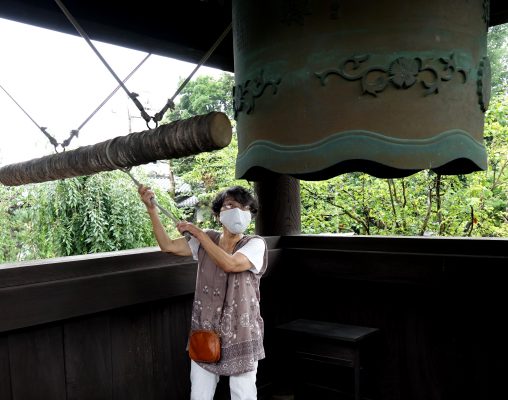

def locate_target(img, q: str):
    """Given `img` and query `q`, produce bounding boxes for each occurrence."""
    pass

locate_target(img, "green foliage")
[167,73,235,121]
[488,24,508,94]
[0,185,25,262]
[166,73,236,177]
[0,170,182,262]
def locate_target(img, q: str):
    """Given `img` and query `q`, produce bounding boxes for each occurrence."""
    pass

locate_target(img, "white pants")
[190,360,258,400]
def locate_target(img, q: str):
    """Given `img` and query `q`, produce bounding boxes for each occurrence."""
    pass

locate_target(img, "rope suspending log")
[0,112,232,186]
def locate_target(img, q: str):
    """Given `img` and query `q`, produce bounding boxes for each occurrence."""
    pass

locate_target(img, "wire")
[54,0,152,124]
[0,82,59,148]
[153,22,232,123]
[62,53,152,148]
[55,0,232,128]
[1,51,150,150]
[77,53,152,133]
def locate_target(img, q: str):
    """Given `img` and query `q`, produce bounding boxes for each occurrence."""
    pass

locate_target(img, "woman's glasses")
[222,201,251,211]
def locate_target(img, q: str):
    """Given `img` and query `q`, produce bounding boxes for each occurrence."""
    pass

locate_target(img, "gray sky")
[0,17,223,165]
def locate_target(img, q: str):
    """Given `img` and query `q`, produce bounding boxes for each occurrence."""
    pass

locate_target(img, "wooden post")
[254,174,301,236]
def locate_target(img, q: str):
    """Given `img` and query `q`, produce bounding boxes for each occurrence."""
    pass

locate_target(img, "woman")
[138,184,267,400]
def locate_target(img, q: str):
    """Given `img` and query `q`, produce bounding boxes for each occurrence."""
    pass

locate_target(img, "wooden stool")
[276,319,379,400]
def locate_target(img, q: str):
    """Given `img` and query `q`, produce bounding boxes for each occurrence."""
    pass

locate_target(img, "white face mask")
[219,208,252,234]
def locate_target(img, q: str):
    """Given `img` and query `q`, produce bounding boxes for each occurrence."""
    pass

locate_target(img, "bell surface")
[232,0,490,179]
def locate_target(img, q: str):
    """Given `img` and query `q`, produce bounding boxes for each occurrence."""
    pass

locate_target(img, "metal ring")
[146,119,158,130]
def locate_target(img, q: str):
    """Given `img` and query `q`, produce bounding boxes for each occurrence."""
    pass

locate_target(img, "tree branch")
[301,185,370,234]
[387,180,399,229]
[401,179,407,208]
[466,205,475,237]
[492,158,507,191]
[435,174,445,235]
[419,183,434,236]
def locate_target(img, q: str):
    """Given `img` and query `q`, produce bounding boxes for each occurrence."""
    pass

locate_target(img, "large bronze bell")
[232,0,490,179]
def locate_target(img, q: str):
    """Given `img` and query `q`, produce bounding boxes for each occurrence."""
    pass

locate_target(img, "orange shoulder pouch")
[189,330,221,363]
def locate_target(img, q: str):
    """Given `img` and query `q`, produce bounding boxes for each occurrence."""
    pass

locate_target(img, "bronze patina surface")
[233,0,489,179]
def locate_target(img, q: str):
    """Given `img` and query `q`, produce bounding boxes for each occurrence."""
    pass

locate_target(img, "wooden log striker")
[0,112,232,186]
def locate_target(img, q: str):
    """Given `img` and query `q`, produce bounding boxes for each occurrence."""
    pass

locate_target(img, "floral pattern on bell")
[233,69,281,119]
[315,52,470,97]
[389,57,419,88]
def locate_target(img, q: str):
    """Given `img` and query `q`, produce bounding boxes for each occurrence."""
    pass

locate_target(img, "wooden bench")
[276,319,379,400]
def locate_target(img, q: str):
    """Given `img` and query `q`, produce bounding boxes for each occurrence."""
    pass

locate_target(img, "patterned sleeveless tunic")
[190,230,268,376]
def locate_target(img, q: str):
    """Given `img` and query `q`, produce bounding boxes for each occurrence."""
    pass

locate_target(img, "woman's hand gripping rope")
[137,183,192,241]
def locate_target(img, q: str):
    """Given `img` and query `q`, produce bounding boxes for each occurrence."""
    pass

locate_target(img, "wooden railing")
[0,236,506,400]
